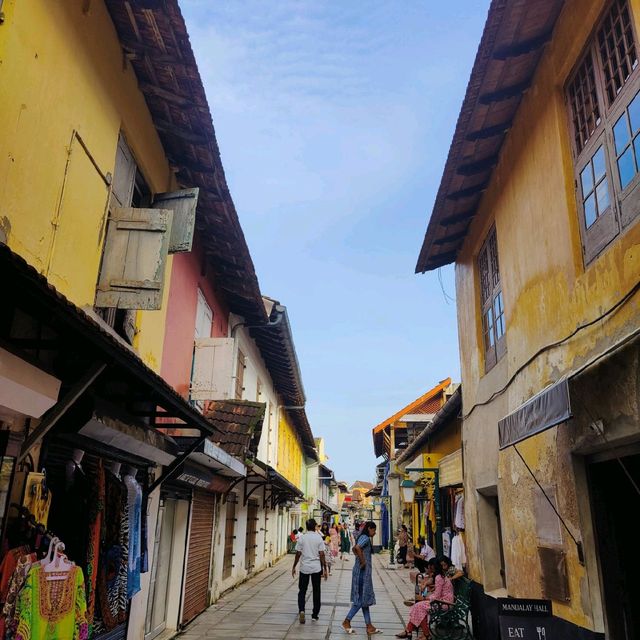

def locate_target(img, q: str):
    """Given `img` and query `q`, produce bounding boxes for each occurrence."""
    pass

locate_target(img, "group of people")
[291,519,464,638]
[291,519,382,635]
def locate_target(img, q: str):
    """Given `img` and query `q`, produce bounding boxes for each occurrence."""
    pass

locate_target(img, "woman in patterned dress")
[341,521,382,635]
[395,556,455,638]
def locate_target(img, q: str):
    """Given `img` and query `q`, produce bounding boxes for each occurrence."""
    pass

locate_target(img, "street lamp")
[400,479,416,504]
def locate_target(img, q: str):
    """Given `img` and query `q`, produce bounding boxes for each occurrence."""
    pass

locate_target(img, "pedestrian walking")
[341,521,382,635]
[339,523,351,560]
[291,518,327,623]
[398,524,409,565]
[329,523,340,559]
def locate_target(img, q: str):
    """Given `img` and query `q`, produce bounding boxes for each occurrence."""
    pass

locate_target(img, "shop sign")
[498,598,552,639]
[176,463,214,489]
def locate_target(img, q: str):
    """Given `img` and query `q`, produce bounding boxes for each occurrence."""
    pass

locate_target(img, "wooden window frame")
[566,0,640,264]
[477,226,505,373]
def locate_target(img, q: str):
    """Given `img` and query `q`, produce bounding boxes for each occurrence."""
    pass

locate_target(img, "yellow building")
[276,410,305,487]
[417,1,640,638]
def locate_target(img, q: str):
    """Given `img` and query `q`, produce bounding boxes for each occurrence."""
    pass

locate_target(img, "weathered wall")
[0,0,176,371]
[456,0,640,632]
[161,239,230,398]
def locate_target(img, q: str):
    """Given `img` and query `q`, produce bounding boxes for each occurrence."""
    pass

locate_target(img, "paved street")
[180,552,417,639]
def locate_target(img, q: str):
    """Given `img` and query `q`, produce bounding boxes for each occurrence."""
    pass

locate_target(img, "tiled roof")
[204,399,266,459]
[373,378,451,435]
[103,0,267,324]
[416,0,565,272]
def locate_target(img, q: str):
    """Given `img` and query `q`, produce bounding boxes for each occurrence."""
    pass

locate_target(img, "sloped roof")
[373,378,451,435]
[415,0,565,273]
[204,399,266,459]
[396,386,462,465]
[372,378,452,458]
[103,0,267,324]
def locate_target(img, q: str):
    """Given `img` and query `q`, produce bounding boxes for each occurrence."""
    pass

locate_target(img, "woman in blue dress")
[341,521,382,635]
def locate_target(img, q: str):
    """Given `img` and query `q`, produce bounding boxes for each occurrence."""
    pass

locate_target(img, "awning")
[318,500,338,514]
[173,435,246,478]
[498,378,571,450]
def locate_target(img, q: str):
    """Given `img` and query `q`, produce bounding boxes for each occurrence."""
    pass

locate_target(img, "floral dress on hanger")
[15,563,88,640]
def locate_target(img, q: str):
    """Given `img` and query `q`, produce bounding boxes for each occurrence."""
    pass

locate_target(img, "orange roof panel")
[372,378,452,435]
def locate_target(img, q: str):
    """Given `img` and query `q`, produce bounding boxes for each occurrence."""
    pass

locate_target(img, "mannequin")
[107,461,121,479]
[123,465,142,598]
[122,465,137,480]
[65,448,85,489]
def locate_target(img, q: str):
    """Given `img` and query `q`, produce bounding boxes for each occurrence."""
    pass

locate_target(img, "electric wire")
[462,277,640,421]
[513,444,584,562]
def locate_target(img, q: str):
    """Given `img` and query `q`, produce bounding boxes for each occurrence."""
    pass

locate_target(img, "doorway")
[588,452,640,639]
[145,498,177,640]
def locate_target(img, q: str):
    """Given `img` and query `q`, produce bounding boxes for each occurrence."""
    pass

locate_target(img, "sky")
[181,1,489,484]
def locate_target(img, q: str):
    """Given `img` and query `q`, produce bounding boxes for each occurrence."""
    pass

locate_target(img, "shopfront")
[0,244,223,640]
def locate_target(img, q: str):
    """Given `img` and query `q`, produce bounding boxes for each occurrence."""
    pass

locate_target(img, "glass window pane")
[584,193,597,228]
[629,92,640,133]
[496,314,505,339]
[580,164,594,195]
[614,114,631,154]
[593,146,606,181]
[596,178,611,212]
[618,146,636,188]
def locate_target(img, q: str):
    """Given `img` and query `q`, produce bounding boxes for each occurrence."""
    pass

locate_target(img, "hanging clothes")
[442,529,452,558]
[95,470,128,631]
[2,551,37,640]
[22,474,51,528]
[14,564,88,640]
[123,473,142,599]
[85,460,105,634]
[454,493,465,530]
[451,532,467,570]
[428,494,436,535]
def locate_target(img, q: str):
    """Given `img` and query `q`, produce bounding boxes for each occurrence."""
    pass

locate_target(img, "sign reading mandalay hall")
[498,598,552,640]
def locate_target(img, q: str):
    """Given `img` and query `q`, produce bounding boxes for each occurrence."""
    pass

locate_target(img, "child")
[324,535,334,575]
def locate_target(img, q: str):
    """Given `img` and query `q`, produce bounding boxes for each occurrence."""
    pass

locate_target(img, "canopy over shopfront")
[0,243,223,484]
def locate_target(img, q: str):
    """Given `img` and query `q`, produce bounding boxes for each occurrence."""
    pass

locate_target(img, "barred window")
[597,0,638,105]
[477,226,505,372]
[568,53,601,152]
[567,0,640,264]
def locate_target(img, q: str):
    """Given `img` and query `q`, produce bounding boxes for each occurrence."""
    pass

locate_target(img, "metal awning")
[498,378,571,449]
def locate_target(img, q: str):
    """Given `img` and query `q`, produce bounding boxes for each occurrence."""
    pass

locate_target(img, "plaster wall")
[0,0,179,372]
[454,0,640,631]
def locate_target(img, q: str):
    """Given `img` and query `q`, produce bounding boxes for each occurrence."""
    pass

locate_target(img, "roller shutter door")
[182,490,215,625]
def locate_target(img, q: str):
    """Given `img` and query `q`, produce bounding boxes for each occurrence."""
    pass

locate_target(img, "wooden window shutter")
[152,188,199,253]
[190,337,235,401]
[95,207,173,310]
[111,135,136,208]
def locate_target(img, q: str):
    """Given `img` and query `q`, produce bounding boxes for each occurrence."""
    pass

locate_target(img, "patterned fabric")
[350,534,375,607]
[2,552,37,640]
[408,574,454,627]
[329,528,339,557]
[85,460,104,635]
[0,547,30,602]
[14,564,88,640]
[95,471,127,631]
[22,475,52,528]
[123,475,142,599]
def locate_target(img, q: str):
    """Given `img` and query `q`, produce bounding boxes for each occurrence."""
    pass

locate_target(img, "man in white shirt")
[292,518,327,623]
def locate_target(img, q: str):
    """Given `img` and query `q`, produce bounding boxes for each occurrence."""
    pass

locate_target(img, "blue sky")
[181,1,489,483]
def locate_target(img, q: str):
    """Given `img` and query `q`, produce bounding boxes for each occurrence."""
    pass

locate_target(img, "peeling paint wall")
[455,0,640,633]
[0,0,176,372]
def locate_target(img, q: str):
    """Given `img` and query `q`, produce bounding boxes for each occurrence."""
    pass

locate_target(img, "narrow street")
[180,553,414,640]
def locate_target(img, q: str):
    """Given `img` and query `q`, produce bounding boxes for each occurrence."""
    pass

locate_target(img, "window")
[478,226,505,372]
[235,349,246,399]
[567,0,640,263]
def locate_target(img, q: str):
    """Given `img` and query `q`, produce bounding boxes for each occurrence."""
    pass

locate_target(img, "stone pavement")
[179,552,420,639]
